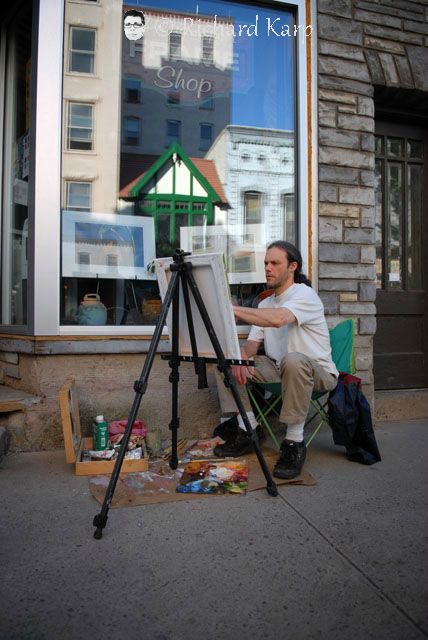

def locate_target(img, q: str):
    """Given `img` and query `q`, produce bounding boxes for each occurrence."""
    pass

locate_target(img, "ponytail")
[267,240,312,287]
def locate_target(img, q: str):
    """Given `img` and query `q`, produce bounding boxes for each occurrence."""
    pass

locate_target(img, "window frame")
[64,180,92,212]
[29,0,310,337]
[123,115,141,146]
[66,101,94,151]
[68,26,96,74]
[168,32,182,61]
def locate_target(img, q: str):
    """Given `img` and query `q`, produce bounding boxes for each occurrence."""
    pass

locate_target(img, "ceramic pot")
[77,293,107,325]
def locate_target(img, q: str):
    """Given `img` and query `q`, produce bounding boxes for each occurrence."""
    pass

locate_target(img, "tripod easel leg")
[168,271,180,470]
[92,270,180,540]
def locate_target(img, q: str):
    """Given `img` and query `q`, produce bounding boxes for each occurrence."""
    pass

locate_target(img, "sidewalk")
[0,419,427,640]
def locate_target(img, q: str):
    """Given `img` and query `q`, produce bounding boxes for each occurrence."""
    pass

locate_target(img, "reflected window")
[166,120,181,145]
[124,76,141,103]
[69,27,95,74]
[124,116,140,146]
[65,182,91,212]
[200,123,213,151]
[167,92,180,105]
[202,36,214,64]
[282,193,296,245]
[244,191,262,224]
[67,103,93,150]
[169,32,181,60]
[199,92,214,110]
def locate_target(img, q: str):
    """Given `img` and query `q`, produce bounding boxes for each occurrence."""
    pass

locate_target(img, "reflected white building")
[206,125,296,244]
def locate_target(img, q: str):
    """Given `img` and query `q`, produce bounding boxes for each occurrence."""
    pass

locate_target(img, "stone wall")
[316,0,428,403]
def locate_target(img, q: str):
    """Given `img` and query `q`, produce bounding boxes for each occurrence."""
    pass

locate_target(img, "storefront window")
[60,0,298,328]
[0,1,33,326]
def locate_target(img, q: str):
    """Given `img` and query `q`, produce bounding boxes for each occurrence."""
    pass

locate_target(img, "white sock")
[286,422,305,443]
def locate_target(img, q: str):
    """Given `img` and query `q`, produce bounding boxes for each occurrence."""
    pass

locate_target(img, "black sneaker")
[213,425,265,458]
[273,440,306,479]
[213,415,239,440]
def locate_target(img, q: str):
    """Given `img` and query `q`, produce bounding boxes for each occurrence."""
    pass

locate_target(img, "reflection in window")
[65,181,91,212]
[166,120,181,145]
[69,27,95,73]
[244,191,262,224]
[124,116,140,146]
[169,32,182,60]
[167,92,180,105]
[283,193,296,245]
[124,76,141,103]
[199,92,214,110]
[202,36,214,64]
[67,103,93,150]
[200,123,213,151]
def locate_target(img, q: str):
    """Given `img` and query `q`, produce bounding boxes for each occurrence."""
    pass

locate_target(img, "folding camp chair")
[246,318,356,450]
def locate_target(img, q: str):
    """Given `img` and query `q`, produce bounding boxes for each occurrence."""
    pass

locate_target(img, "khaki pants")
[215,352,337,425]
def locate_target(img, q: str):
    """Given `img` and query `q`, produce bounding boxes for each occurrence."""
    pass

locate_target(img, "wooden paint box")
[59,379,149,476]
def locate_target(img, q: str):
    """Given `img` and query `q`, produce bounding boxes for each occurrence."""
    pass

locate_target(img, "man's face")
[124,16,145,41]
[264,247,296,290]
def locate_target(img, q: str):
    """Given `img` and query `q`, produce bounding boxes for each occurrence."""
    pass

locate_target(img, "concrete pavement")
[0,419,427,640]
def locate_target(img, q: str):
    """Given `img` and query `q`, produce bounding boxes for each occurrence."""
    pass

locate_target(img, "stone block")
[363,36,405,55]
[319,165,359,184]
[394,55,415,89]
[319,218,343,242]
[360,133,375,152]
[364,50,386,84]
[360,245,376,264]
[319,263,375,279]
[318,56,370,82]
[359,282,377,301]
[319,292,339,314]
[360,206,376,228]
[354,9,402,29]
[359,316,377,335]
[378,52,400,85]
[5,364,20,379]
[355,0,420,21]
[319,40,365,61]
[318,14,363,45]
[406,45,428,92]
[319,146,374,169]
[340,292,358,301]
[337,113,374,132]
[319,127,360,149]
[355,334,373,349]
[357,96,374,117]
[319,74,373,97]
[318,0,352,18]
[344,227,375,243]
[356,351,373,370]
[319,279,358,292]
[364,24,423,45]
[319,102,337,127]
[319,202,359,217]
[403,20,428,36]
[338,105,357,114]
[0,352,19,364]
[360,170,375,187]
[340,302,376,315]
[356,370,373,385]
[318,89,357,104]
[319,243,360,263]
[319,183,338,202]
[339,186,374,205]
[344,218,360,228]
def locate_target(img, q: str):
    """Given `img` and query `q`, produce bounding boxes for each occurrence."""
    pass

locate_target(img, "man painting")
[214,241,338,479]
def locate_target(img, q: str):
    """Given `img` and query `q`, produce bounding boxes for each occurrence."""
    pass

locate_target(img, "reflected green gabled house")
[119,143,229,254]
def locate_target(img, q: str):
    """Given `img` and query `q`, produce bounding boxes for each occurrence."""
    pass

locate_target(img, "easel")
[93,250,278,539]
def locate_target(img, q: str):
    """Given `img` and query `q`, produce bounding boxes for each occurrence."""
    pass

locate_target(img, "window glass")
[69,27,95,73]
[65,182,92,211]
[67,103,93,150]
[60,0,297,326]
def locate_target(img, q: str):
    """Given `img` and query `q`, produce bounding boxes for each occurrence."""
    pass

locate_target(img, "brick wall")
[316,0,428,403]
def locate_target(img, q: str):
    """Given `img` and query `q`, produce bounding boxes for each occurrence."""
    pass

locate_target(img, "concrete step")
[375,388,428,422]
[0,384,42,413]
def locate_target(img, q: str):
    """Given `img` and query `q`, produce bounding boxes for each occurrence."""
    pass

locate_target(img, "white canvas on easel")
[155,253,241,360]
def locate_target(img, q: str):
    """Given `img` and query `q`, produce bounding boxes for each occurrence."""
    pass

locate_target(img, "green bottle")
[92,415,109,451]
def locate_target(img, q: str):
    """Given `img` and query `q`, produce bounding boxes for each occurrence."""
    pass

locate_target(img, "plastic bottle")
[92,415,109,451]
